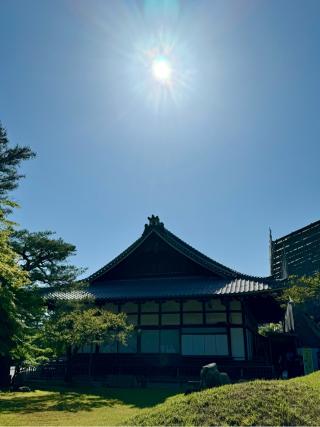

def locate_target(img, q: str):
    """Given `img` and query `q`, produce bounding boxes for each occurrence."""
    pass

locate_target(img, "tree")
[281,273,320,305]
[258,322,283,336]
[281,273,320,327]
[0,210,32,386]
[0,122,35,387]
[8,229,87,383]
[44,306,134,383]
[0,123,34,203]
[10,229,85,288]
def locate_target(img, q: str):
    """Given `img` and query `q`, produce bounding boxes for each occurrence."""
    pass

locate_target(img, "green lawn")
[0,384,176,426]
[127,371,320,426]
[1,373,320,426]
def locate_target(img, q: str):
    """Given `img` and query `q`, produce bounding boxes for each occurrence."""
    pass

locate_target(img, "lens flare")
[152,56,172,83]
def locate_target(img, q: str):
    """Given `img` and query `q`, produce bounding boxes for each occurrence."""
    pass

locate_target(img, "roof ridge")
[86,233,146,281]
[162,226,276,282]
[162,227,237,277]
[86,216,279,283]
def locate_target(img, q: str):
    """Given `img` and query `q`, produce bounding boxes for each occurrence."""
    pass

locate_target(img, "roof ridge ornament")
[143,215,164,235]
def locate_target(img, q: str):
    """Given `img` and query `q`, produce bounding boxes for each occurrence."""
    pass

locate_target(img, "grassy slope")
[0,386,175,426]
[1,373,320,426]
[127,372,320,426]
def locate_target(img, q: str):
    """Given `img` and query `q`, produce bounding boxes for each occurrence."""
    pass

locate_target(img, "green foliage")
[0,122,36,363]
[280,273,320,329]
[44,307,134,357]
[7,229,88,368]
[0,211,30,356]
[126,371,320,426]
[258,322,283,336]
[10,230,85,287]
[0,123,34,202]
[281,273,320,304]
[0,122,85,372]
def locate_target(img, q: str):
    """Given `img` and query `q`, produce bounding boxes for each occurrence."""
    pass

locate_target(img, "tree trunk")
[64,346,73,384]
[0,356,11,389]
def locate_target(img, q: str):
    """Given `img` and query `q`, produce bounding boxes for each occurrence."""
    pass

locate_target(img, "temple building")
[53,216,285,380]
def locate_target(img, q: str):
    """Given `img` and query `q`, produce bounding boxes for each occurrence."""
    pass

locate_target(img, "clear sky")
[1,0,319,277]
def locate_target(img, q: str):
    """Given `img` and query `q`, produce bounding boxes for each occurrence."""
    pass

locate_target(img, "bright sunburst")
[130,28,194,112]
[151,56,172,84]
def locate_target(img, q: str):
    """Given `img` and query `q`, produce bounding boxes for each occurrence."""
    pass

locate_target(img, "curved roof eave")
[86,218,277,284]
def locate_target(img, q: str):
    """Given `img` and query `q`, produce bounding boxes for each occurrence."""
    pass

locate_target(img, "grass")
[126,371,320,426]
[0,384,175,426]
[1,373,320,426]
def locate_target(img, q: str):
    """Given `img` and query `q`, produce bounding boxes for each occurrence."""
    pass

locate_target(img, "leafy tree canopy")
[10,229,85,288]
[281,273,320,328]
[0,210,30,357]
[258,322,283,336]
[45,306,133,356]
[8,229,87,373]
[0,123,34,202]
[42,304,134,382]
[281,273,320,305]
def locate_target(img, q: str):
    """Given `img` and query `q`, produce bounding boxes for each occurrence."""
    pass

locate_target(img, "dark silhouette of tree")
[0,123,34,201]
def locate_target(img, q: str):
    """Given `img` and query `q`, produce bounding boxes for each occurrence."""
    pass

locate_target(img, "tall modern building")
[270,219,320,279]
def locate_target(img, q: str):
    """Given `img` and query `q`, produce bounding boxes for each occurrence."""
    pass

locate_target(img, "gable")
[91,232,218,283]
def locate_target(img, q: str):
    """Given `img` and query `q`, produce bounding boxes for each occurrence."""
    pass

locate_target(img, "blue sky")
[0,0,319,277]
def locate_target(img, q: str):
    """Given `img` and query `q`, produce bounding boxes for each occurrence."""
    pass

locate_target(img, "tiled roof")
[87,215,268,282]
[48,276,283,302]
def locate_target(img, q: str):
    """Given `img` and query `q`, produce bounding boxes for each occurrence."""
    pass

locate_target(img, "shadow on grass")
[0,385,177,414]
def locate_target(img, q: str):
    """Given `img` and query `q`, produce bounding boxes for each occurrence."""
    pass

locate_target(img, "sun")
[151,56,172,84]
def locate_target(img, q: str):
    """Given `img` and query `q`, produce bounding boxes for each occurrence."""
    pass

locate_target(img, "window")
[161,313,180,325]
[126,314,138,325]
[230,328,245,360]
[206,312,227,324]
[141,330,159,353]
[78,343,95,353]
[182,300,203,325]
[120,302,138,313]
[215,335,229,355]
[229,299,241,310]
[205,299,226,311]
[182,327,227,334]
[160,330,179,353]
[183,312,203,325]
[140,314,159,325]
[183,299,202,311]
[140,329,180,353]
[181,335,228,356]
[141,301,159,312]
[99,341,117,353]
[104,303,118,313]
[119,332,137,353]
[162,300,180,312]
[230,312,242,325]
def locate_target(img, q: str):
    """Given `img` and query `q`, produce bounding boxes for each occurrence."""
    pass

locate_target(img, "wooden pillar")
[242,299,248,361]
[179,299,183,356]
[137,301,141,353]
[226,300,232,358]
